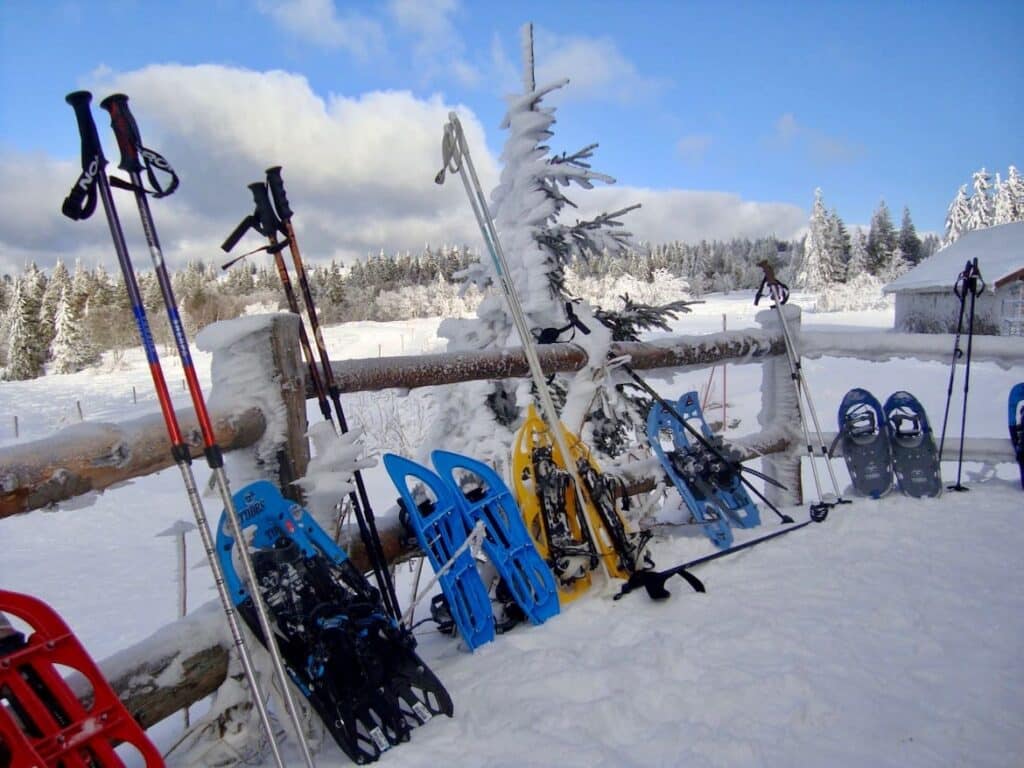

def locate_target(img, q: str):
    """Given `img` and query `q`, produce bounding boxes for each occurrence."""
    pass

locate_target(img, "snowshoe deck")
[837,388,894,499]
[671,392,761,529]
[382,454,495,651]
[1010,382,1024,490]
[647,400,734,550]
[0,590,163,768]
[883,392,942,498]
[431,450,560,627]
[216,481,452,764]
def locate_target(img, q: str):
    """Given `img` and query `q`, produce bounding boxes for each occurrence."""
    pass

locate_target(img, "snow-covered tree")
[828,209,851,281]
[866,200,897,275]
[50,286,98,374]
[992,172,1019,225]
[3,279,43,380]
[39,260,71,356]
[898,207,922,266]
[944,185,971,245]
[796,188,834,289]
[880,246,910,284]
[966,168,993,231]
[427,23,681,462]
[1005,166,1024,220]
[847,229,869,276]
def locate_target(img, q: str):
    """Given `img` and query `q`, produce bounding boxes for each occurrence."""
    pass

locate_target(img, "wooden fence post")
[756,303,803,507]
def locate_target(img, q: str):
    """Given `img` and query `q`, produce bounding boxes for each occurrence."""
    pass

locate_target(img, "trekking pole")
[61,92,288,768]
[223,178,400,619]
[755,262,847,519]
[938,260,973,464]
[98,94,316,768]
[264,166,402,618]
[436,113,608,580]
[950,258,985,491]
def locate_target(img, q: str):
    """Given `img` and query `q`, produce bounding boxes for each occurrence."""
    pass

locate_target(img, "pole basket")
[0,590,162,767]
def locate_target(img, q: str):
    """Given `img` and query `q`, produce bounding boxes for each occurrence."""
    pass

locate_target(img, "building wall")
[894,290,1003,334]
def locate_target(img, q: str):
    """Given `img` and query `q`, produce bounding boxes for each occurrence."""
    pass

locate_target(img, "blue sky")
[1,0,1021,272]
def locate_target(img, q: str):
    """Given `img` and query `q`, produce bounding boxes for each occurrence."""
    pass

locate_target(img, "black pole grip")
[62,91,106,221]
[222,215,255,253]
[65,91,105,168]
[99,93,143,173]
[265,166,293,222]
[249,182,281,237]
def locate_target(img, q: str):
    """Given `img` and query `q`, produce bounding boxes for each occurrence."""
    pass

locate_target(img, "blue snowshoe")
[836,388,894,499]
[670,391,761,529]
[647,400,734,550]
[1010,382,1024,490]
[883,391,942,498]
[216,481,452,764]
[383,454,495,651]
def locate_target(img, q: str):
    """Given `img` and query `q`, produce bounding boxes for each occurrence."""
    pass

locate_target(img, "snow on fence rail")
[4,306,1022,732]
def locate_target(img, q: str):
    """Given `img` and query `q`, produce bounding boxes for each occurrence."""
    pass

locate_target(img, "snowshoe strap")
[533,301,593,344]
[400,520,486,627]
[61,91,104,222]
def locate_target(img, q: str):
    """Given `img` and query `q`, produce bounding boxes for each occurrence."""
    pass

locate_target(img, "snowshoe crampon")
[216,481,452,764]
[883,392,942,498]
[0,590,163,768]
[836,388,894,499]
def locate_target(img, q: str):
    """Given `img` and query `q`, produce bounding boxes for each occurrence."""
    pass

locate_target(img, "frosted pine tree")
[51,286,98,374]
[966,168,993,231]
[880,246,910,284]
[944,185,971,245]
[3,279,43,381]
[428,23,680,463]
[1005,166,1024,221]
[796,188,833,289]
[848,229,870,275]
[866,201,897,275]
[828,209,851,281]
[992,172,1018,225]
[39,260,71,358]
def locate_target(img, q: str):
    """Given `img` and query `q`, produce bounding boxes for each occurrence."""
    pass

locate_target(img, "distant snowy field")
[2,293,1023,767]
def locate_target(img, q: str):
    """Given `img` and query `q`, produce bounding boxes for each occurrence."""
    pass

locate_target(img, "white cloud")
[0,64,496,272]
[575,186,807,244]
[256,0,385,60]
[532,28,666,104]
[386,0,480,87]
[770,112,863,165]
[676,134,713,164]
[0,64,807,278]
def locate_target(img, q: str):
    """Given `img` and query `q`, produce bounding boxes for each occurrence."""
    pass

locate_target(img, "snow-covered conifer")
[51,286,98,374]
[39,260,71,356]
[847,229,869,276]
[898,207,922,265]
[992,172,1018,225]
[944,185,971,245]
[966,167,993,231]
[866,200,896,275]
[796,188,833,289]
[3,279,43,381]
[1005,166,1024,221]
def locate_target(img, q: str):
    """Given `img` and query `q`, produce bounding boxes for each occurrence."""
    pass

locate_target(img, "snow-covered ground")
[2,294,1023,767]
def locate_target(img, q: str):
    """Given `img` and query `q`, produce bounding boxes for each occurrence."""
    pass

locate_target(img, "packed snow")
[2,295,1023,767]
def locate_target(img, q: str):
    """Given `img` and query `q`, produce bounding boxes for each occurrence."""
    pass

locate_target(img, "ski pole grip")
[265,166,293,221]
[249,182,281,237]
[221,215,254,253]
[99,93,143,173]
[65,91,104,166]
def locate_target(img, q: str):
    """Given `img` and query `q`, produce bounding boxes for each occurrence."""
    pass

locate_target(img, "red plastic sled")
[0,590,163,767]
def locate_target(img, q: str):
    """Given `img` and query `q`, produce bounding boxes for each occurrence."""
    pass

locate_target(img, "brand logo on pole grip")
[78,155,101,191]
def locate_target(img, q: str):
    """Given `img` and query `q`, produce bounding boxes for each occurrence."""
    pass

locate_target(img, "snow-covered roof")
[883,220,1024,294]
